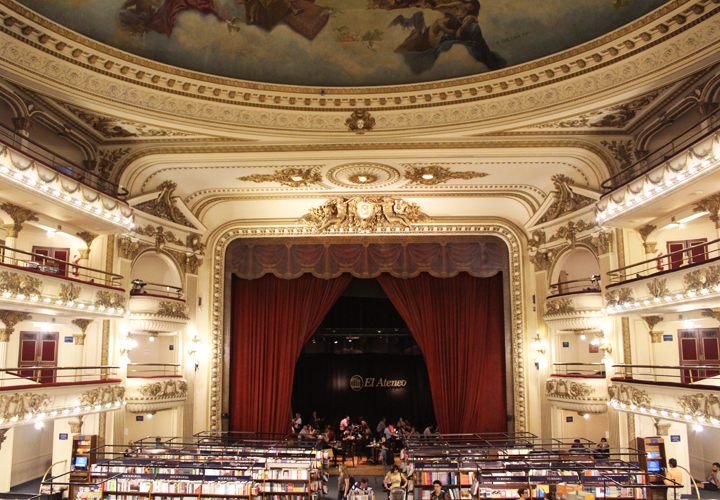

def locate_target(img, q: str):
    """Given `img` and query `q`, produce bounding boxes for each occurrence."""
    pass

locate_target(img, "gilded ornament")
[136,379,188,399]
[693,193,720,228]
[0,202,38,237]
[79,385,125,407]
[68,417,84,434]
[608,385,651,406]
[637,224,657,242]
[59,283,82,303]
[549,220,597,248]
[601,139,635,170]
[683,266,720,292]
[0,272,42,297]
[404,165,489,186]
[157,301,189,319]
[94,291,126,310]
[529,251,553,272]
[0,310,31,341]
[95,148,130,179]
[237,167,322,187]
[134,180,194,228]
[677,393,720,421]
[596,230,613,255]
[604,288,634,307]
[537,174,595,224]
[346,110,375,134]
[299,197,430,233]
[75,231,98,249]
[646,278,669,299]
[0,392,52,421]
[545,298,575,316]
[117,237,151,261]
[527,230,546,253]
[701,308,720,321]
[545,379,594,398]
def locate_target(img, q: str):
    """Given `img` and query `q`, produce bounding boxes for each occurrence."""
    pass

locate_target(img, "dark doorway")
[291,278,436,430]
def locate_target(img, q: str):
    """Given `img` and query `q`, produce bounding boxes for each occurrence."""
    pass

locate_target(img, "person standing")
[337,465,351,500]
[340,415,350,432]
[430,480,449,500]
[384,464,408,491]
[664,458,684,500]
[293,413,302,433]
[377,417,387,437]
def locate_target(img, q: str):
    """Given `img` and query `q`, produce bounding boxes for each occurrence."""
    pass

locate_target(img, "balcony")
[124,363,188,414]
[544,279,603,332]
[128,281,188,334]
[546,363,608,413]
[604,239,720,316]
[0,124,133,232]
[608,364,720,429]
[0,245,126,318]
[0,366,125,430]
[596,108,720,228]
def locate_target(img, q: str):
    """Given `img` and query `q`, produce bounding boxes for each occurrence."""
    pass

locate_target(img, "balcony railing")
[0,244,123,288]
[612,364,720,385]
[601,106,720,193]
[130,279,183,299]
[0,121,127,199]
[127,363,181,377]
[548,277,601,297]
[0,365,119,386]
[606,238,720,285]
[552,362,607,377]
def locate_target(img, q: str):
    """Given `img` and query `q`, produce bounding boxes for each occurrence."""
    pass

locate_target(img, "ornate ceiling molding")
[325,163,401,189]
[0,1,715,135]
[237,168,323,187]
[299,197,430,233]
[404,165,489,186]
[208,224,528,433]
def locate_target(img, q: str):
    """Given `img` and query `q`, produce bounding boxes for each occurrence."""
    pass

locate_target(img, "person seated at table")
[352,478,373,492]
[383,423,394,441]
[594,437,610,458]
[569,439,587,452]
[423,424,434,436]
[340,415,350,432]
[299,424,313,438]
[430,480,449,500]
[326,424,336,443]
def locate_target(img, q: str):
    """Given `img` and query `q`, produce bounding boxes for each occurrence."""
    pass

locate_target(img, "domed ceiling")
[17,0,667,87]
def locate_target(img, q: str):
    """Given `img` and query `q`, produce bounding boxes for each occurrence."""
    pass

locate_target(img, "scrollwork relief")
[135,379,188,399]
[608,385,651,407]
[684,266,720,292]
[677,393,720,421]
[94,291,126,310]
[0,271,42,297]
[299,197,430,233]
[157,301,189,319]
[546,379,594,399]
[59,283,82,303]
[647,278,669,299]
[604,288,634,307]
[0,392,52,421]
[545,298,575,316]
[79,385,125,407]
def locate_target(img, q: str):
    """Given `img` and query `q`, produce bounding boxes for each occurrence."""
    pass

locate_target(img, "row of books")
[262,484,310,493]
[416,472,475,485]
[102,478,256,495]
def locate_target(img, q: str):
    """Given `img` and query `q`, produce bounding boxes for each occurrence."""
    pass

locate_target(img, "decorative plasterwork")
[68,416,84,434]
[683,266,720,292]
[76,231,98,249]
[346,110,375,134]
[637,223,657,242]
[325,163,401,189]
[701,308,720,321]
[299,197,430,233]
[647,278,670,299]
[605,288,635,307]
[642,315,664,343]
[157,301,189,319]
[546,379,593,398]
[0,271,43,298]
[71,318,93,346]
[545,376,608,413]
[94,291,127,311]
[548,220,597,248]
[404,166,489,186]
[209,224,527,432]
[529,251,554,273]
[538,174,595,224]
[117,238,152,261]
[134,181,194,228]
[137,379,188,399]
[57,102,193,139]
[0,310,31,341]
[531,90,664,130]
[608,385,651,407]
[125,378,189,413]
[0,201,38,237]
[58,283,82,303]
[237,168,323,187]
[79,385,126,408]
[677,393,720,421]
[694,192,720,228]
[0,1,714,134]
[0,392,51,422]
[545,298,575,316]
[596,230,614,255]
[601,140,635,170]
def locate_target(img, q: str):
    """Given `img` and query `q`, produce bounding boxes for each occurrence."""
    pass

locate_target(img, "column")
[75,232,98,282]
[112,258,132,446]
[0,310,31,385]
[0,202,38,263]
[637,223,658,262]
[71,320,94,381]
[0,428,15,492]
[642,316,664,370]
[534,268,553,440]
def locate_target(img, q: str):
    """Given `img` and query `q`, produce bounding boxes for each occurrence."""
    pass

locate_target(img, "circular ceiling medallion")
[326,163,400,189]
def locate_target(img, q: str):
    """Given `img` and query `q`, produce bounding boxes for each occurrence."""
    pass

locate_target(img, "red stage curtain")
[376,272,506,434]
[230,273,352,433]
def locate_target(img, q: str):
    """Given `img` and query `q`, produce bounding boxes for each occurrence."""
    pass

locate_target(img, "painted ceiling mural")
[17,0,667,87]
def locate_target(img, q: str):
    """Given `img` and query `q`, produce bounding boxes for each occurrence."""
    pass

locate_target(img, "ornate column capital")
[78,248,90,260]
[596,230,614,255]
[0,202,39,238]
[637,224,657,243]
[0,310,32,341]
[694,193,720,229]
[653,418,671,436]
[76,231,98,252]
[68,416,84,434]
[643,241,657,254]
[72,319,93,346]
[11,117,32,137]
[642,315,664,343]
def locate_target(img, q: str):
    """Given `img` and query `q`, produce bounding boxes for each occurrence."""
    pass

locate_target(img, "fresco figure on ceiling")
[390,0,505,74]
[234,0,332,41]
[119,0,224,37]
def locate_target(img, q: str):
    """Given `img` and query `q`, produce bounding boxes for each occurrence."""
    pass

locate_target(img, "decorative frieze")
[404,165,488,186]
[604,288,634,308]
[608,385,651,407]
[0,271,43,297]
[79,385,126,408]
[546,379,594,399]
[137,379,188,399]
[94,291,126,311]
[677,393,720,421]
[545,298,575,316]
[537,174,595,224]
[157,301,189,319]
[684,266,720,292]
[647,278,669,300]
[237,168,322,187]
[299,197,430,233]
[0,392,52,422]
[59,283,82,303]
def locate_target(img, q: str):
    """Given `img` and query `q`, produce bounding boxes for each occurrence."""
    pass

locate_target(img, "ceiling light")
[47,230,56,238]
[358,176,368,182]
[422,174,434,180]
[291,176,303,182]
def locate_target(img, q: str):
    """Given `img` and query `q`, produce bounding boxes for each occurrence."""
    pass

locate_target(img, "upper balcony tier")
[604,239,720,316]
[125,363,187,414]
[0,125,133,232]
[128,281,188,334]
[0,365,125,430]
[596,108,720,228]
[608,364,720,430]
[0,244,127,318]
[546,363,608,414]
[544,279,603,332]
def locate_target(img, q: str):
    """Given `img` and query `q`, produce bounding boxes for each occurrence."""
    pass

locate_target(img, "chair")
[342,440,357,467]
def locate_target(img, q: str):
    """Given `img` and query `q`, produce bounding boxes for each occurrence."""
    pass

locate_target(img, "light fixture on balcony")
[531,331,545,370]
[188,332,203,371]
[149,332,158,342]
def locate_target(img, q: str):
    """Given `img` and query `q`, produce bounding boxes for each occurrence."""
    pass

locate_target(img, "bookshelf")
[635,438,667,500]
[70,435,98,500]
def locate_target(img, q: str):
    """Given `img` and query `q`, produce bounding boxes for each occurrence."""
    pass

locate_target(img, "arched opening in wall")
[224,237,513,436]
[551,247,601,296]
[130,252,182,289]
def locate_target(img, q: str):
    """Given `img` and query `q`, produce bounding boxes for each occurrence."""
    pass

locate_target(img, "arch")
[550,245,600,289]
[131,249,183,289]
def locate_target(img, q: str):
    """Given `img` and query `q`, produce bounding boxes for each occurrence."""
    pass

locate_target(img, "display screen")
[74,456,88,468]
[647,461,661,472]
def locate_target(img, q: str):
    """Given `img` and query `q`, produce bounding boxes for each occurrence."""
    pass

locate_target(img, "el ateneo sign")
[350,375,407,391]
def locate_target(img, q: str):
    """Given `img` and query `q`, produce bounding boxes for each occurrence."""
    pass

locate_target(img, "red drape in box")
[376,272,506,434]
[230,273,352,433]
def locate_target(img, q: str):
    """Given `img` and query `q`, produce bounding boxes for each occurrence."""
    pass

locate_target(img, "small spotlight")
[583,414,589,419]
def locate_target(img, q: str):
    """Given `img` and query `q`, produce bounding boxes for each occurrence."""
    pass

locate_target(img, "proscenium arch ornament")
[208,222,529,432]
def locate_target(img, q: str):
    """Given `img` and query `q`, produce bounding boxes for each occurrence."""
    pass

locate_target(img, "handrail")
[548,277,601,296]
[0,366,120,371]
[552,362,606,376]
[612,364,720,384]
[127,363,181,377]
[606,237,720,284]
[0,120,128,198]
[553,362,606,366]
[0,243,123,288]
[130,279,183,298]
[0,365,120,385]
[613,364,720,370]
[601,105,720,193]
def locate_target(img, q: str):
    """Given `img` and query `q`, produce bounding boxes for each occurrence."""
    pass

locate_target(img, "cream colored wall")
[557,409,609,443]
[123,407,176,444]
[127,334,177,365]
[130,253,182,288]
[10,421,53,487]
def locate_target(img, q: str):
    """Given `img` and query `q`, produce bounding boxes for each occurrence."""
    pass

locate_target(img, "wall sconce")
[531,331,546,370]
[119,334,137,362]
[188,334,202,371]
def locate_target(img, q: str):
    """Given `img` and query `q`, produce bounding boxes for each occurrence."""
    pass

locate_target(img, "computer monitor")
[74,456,88,468]
[647,461,661,473]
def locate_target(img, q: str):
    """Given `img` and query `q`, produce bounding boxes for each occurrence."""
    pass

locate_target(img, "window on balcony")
[18,331,59,383]
[678,328,720,383]
[666,239,707,269]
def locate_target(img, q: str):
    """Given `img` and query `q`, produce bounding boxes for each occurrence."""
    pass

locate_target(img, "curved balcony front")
[128,283,188,334]
[546,364,608,414]
[124,364,187,414]
[544,281,603,332]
